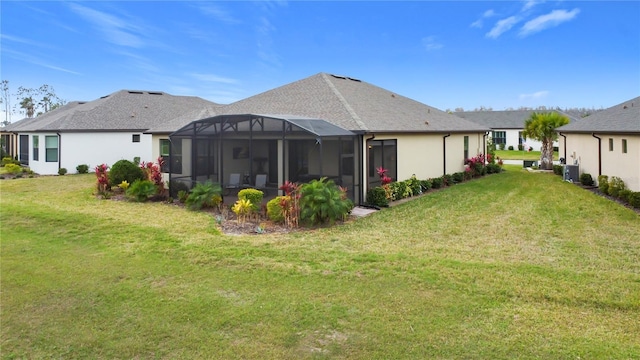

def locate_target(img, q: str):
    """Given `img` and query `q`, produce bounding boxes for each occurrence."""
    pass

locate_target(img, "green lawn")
[494,149,560,161]
[1,169,639,359]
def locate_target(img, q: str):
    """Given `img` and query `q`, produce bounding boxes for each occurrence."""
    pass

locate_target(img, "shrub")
[95,164,110,193]
[508,145,514,151]
[1,157,20,166]
[486,163,502,174]
[58,168,67,176]
[366,186,388,207]
[517,144,524,151]
[76,164,89,174]
[452,172,464,184]
[420,179,432,192]
[579,173,594,186]
[125,179,156,202]
[232,199,253,223]
[4,163,22,175]
[618,189,632,203]
[299,177,353,225]
[169,180,189,197]
[393,181,411,199]
[499,143,506,150]
[177,190,189,203]
[607,176,626,198]
[431,177,443,189]
[628,192,640,209]
[185,181,222,210]
[406,174,422,195]
[109,160,144,187]
[442,174,453,187]
[553,165,564,176]
[266,196,287,223]
[118,180,130,190]
[598,175,609,193]
[238,188,264,211]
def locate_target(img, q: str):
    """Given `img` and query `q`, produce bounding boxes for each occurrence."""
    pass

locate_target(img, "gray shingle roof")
[557,96,640,133]
[5,90,220,133]
[221,73,489,133]
[455,110,578,129]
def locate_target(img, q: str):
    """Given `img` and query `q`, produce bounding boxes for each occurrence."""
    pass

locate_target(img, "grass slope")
[1,170,639,359]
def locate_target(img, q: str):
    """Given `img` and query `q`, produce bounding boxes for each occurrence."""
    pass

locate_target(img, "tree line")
[1,80,66,126]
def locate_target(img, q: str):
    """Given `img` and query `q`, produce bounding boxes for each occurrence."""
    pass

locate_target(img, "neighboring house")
[3,90,220,175]
[164,73,490,204]
[455,110,577,151]
[557,96,640,191]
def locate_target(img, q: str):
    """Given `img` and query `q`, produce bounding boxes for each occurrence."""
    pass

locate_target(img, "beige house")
[163,73,490,204]
[557,96,640,191]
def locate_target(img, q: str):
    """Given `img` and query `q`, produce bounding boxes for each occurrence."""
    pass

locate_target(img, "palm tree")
[19,97,35,118]
[523,112,570,170]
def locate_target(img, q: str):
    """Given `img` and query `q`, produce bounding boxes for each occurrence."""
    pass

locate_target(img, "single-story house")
[455,110,578,151]
[161,73,490,204]
[1,90,220,175]
[556,96,640,191]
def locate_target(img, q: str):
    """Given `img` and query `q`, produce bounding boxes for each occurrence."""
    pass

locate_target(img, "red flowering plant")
[376,166,394,200]
[464,154,487,177]
[140,157,167,197]
[95,163,110,194]
[278,180,300,228]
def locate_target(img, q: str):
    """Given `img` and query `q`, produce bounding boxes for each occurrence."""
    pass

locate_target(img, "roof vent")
[330,74,346,80]
[148,92,163,95]
[100,95,109,99]
[346,77,361,82]
[128,91,144,94]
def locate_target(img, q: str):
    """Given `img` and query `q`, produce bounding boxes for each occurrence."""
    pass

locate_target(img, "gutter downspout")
[57,132,61,172]
[443,133,451,175]
[559,132,567,164]
[483,131,489,162]
[591,133,602,176]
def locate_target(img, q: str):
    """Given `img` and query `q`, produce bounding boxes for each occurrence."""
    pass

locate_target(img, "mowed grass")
[494,150,559,161]
[1,168,639,359]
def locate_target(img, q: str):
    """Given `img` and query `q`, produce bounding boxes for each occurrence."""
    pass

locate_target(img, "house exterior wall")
[560,133,640,192]
[60,132,153,175]
[23,132,60,175]
[488,129,546,150]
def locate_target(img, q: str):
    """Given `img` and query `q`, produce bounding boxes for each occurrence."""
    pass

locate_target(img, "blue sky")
[1,1,639,122]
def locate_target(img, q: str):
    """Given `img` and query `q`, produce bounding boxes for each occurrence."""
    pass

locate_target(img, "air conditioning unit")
[563,165,579,182]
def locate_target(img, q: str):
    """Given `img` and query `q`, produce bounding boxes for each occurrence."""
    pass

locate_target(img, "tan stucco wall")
[560,133,640,191]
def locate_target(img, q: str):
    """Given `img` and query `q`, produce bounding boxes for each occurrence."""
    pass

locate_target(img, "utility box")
[563,165,579,182]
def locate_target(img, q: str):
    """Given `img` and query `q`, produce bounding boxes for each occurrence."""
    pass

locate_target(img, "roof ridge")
[321,73,368,131]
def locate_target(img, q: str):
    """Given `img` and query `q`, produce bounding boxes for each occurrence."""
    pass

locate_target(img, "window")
[160,139,170,172]
[609,138,613,151]
[368,139,397,185]
[132,134,141,143]
[622,139,627,154]
[45,135,58,162]
[33,135,39,161]
[492,131,506,145]
[464,136,469,160]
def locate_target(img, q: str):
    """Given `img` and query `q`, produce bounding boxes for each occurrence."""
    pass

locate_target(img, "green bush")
[553,165,563,176]
[628,192,640,209]
[58,168,67,176]
[579,173,594,186]
[299,177,353,225]
[4,163,22,175]
[366,186,388,207]
[177,190,189,203]
[169,180,190,197]
[76,164,89,174]
[406,175,422,195]
[499,143,506,150]
[185,181,222,211]
[420,179,432,192]
[442,174,453,187]
[1,157,20,167]
[618,189,632,203]
[607,176,626,198]
[431,177,443,189]
[518,144,524,151]
[452,172,464,184]
[394,181,411,199]
[508,145,514,151]
[486,163,502,174]
[266,196,286,223]
[125,179,157,202]
[109,159,144,187]
[598,175,609,193]
[238,188,264,211]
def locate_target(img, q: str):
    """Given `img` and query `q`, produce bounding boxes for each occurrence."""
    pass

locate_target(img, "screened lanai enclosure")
[168,114,363,203]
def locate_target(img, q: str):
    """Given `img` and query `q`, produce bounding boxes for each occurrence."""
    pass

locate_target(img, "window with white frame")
[492,131,506,145]
[45,135,58,162]
[33,135,39,161]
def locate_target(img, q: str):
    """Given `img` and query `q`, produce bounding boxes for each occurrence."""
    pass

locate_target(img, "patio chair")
[255,174,268,194]
[224,173,241,195]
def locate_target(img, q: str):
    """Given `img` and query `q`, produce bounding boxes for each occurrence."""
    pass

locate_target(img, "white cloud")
[422,36,443,51]
[519,8,580,37]
[189,73,238,84]
[194,3,240,24]
[519,91,549,100]
[522,0,544,12]
[486,16,520,39]
[470,9,496,28]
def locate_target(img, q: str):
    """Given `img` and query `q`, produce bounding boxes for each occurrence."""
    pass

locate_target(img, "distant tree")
[454,107,464,112]
[15,84,65,118]
[0,80,9,126]
[19,96,35,118]
[523,111,570,170]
